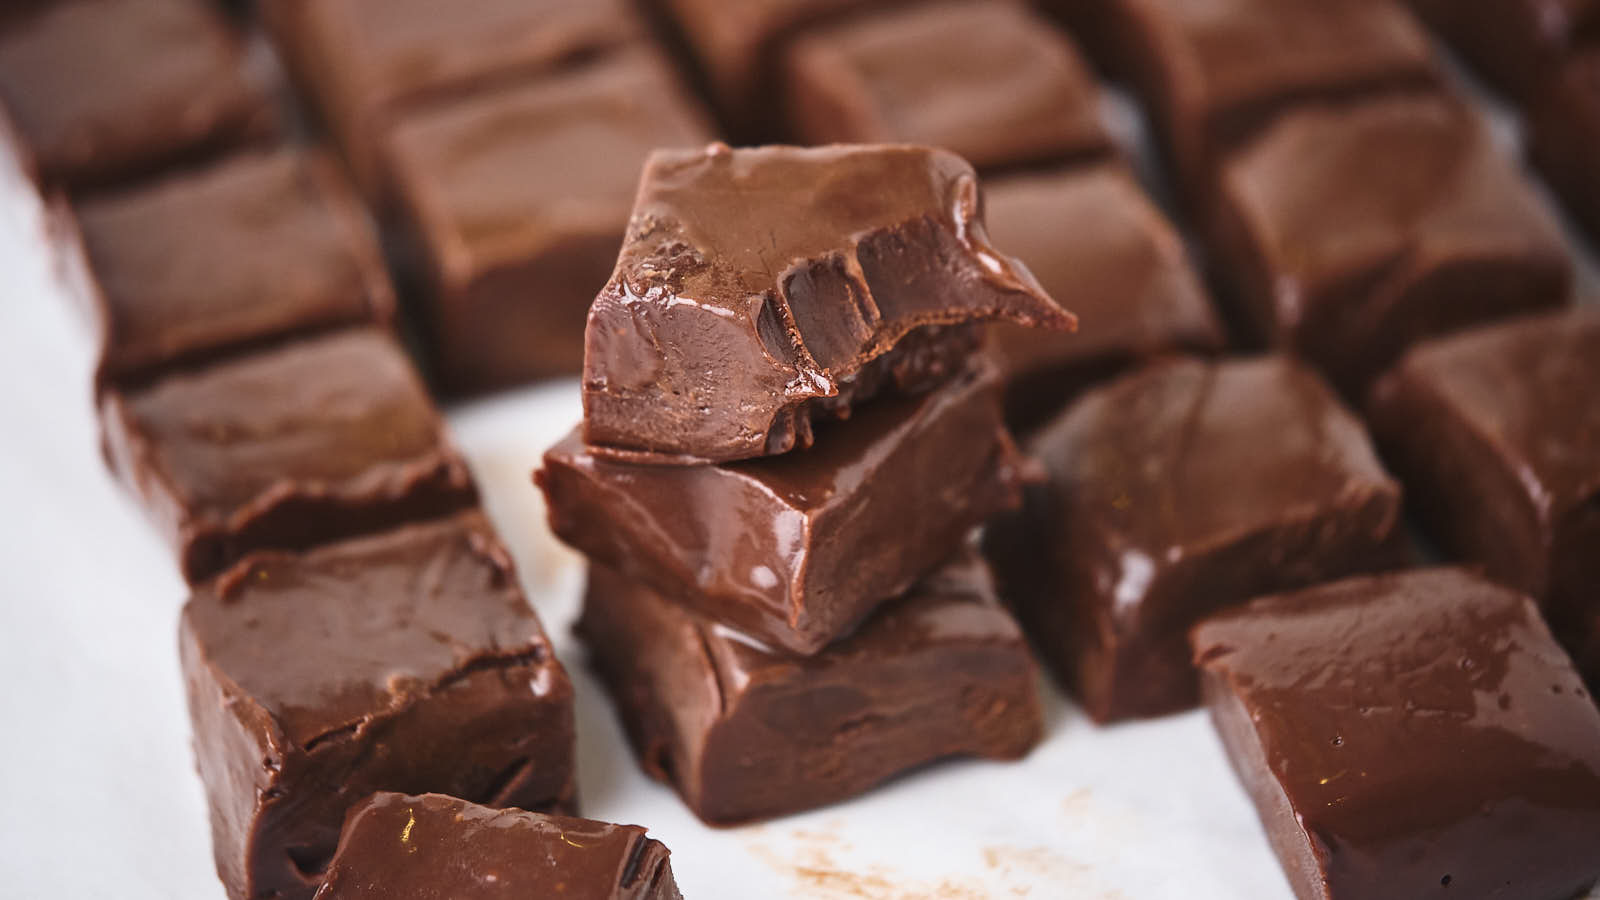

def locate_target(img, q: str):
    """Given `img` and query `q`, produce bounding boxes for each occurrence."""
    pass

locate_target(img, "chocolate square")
[0,0,274,191]
[1405,0,1598,99]
[781,1,1112,172]
[1208,93,1571,394]
[67,149,392,386]
[577,549,1042,825]
[985,356,1403,723]
[181,512,576,900]
[1192,568,1600,900]
[1531,51,1600,242]
[315,794,678,900]
[1368,308,1600,640]
[541,362,1025,655]
[99,329,478,583]
[264,0,646,196]
[981,164,1224,431]
[383,50,714,393]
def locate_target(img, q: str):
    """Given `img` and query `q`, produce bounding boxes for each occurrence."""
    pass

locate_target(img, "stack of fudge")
[538,141,1073,825]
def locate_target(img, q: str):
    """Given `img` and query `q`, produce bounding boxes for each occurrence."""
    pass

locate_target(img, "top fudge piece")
[582,142,1073,463]
[314,793,677,900]
[782,1,1112,172]
[1531,51,1600,241]
[71,148,392,386]
[1405,0,1598,98]
[1209,93,1571,393]
[1192,568,1600,900]
[1368,309,1600,637]
[0,0,273,190]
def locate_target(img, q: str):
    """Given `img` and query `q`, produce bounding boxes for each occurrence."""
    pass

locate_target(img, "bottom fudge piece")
[314,793,680,900]
[1192,568,1600,900]
[181,512,576,900]
[985,356,1404,723]
[1531,51,1600,242]
[578,550,1042,825]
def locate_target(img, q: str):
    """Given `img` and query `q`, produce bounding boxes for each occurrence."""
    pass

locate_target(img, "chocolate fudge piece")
[100,329,477,583]
[1367,309,1600,639]
[1208,93,1571,394]
[0,0,273,191]
[984,356,1403,723]
[1192,568,1600,900]
[264,0,645,197]
[582,143,1073,463]
[181,513,577,900]
[781,2,1112,172]
[1531,51,1600,242]
[578,550,1042,825]
[1405,0,1598,99]
[981,164,1224,431]
[68,149,392,386]
[384,50,714,393]
[542,362,1025,655]
[1578,610,1600,694]
[1051,0,1437,200]
[314,794,678,900]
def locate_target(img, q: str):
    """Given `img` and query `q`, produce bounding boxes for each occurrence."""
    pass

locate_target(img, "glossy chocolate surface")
[578,550,1042,825]
[981,164,1223,431]
[314,794,677,900]
[543,361,1025,655]
[1368,309,1600,638]
[99,329,477,583]
[1405,0,1598,98]
[0,0,273,190]
[581,143,1072,463]
[782,1,1112,172]
[1532,51,1600,242]
[385,50,714,393]
[72,149,392,386]
[1210,93,1571,393]
[1193,568,1600,900]
[985,356,1402,722]
[181,513,576,900]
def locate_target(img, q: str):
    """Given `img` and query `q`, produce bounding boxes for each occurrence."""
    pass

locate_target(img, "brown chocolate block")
[578,550,1042,825]
[1405,0,1598,99]
[985,356,1403,723]
[0,0,274,192]
[581,143,1073,464]
[383,50,714,394]
[100,329,478,583]
[314,794,678,900]
[781,1,1112,172]
[182,512,576,900]
[263,0,646,197]
[1192,568,1600,900]
[1208,93,1572,394]
[981,164,1224,432]
[66,148,392,387]
[541,361,1025,655]
[1367,309,1600,640]
[1531,51,1600,242]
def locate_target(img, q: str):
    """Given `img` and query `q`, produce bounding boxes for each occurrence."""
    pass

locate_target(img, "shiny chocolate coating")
[581,142,1073,463]
[1193,568,1600,900]
[181,513,576,900]
[314,794,677,900]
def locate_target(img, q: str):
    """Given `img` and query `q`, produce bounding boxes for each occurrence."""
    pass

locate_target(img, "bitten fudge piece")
[1050,0,1437,200]
[0,0,273,191]
[579,550,1042,825]
[182,513,577,900]
[782,1,1112,172]
[263,0,645,196]
[1368,309,1600,639]
[582,143,1073,463]
[384,50,713,393]
[1208,93,1571,394]
[1405,0,1597,99]
[1531,51,1600,242]
[69,149,392,386]
[314,794,677,900]
[100,329,477,583]
[542,362,1025,655]
[984,357,1403,723]
[982,164,1224,431]
[1192,568,1600,900]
